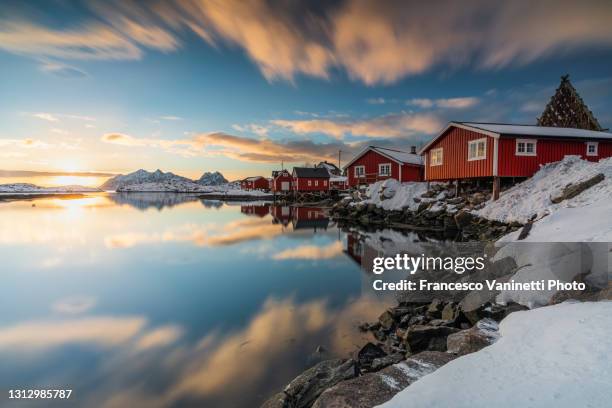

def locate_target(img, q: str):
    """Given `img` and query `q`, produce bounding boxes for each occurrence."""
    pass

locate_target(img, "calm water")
[0,193,400,408]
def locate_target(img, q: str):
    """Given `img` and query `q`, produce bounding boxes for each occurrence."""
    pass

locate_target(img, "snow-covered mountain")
[0,183,101,193]
[197,171,228,186]
[99,169,195,191]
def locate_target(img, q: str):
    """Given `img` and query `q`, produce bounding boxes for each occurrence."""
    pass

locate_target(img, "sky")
[1,0,612,184]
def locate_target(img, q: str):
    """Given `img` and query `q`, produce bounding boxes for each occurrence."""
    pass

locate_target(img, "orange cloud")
[272,241,343,260]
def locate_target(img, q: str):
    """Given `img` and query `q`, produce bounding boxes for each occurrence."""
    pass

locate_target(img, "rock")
[517,221,533,240]
[404,315,427,326]
[446,318,500,356]
[426,299,444,318]
[416,201,431,213]
[357,343,387,370]
[404,325,460,353]
[261,392,289,408]
[550,173,605,204]
[311,351,456,408]
[454,210,474,229]
[441,302,458,321]
[378,310,396,330]
[280,359,357,408]
[370,353,405,371]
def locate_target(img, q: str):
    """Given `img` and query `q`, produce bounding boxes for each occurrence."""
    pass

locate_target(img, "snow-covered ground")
[476,156,612,225]
[362,179,429,211]
[378,301,612,408]
[0,183,101,194]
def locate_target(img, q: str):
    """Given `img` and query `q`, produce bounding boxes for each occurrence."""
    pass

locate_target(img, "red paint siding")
[241,204,270,217]
[498,137,612,177]
[346,149,422,186]
[424,127,494,181]
[292,177,329,192]
[241,177,269,190]
[272,172,293,192]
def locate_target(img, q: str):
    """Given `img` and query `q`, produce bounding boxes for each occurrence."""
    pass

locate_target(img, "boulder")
[378,310,396,330]
[441,302,458,321]
[279,359,357,408]
[454,210,474,229]
[311,351,456,408]
[370,353,405,371]
[426,299,444,318]
[446,318,500,356]
[404,325,460,353]
[261,392,290,408]
[357,343,387,370]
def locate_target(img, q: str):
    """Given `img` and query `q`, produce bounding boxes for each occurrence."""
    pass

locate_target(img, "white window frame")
[378,163,392,176]
[354,165,365,177]
[586,142,598,156]
[467,138,487,161]
[515,139,537,156]
[430,148,443,166]
[308,180,312,186]
[323,180,328,186]
[315,180,319,187]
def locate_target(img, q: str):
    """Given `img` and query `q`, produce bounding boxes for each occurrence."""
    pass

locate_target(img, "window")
[430,148,443,166]
[354,165,365,177]
[323,180,328,186]
[379,163,391,176]
[587,142,598,156]
[515,139,537,156]
[308,180,312,186]
[468,138,487,161]
[315,180,319,187]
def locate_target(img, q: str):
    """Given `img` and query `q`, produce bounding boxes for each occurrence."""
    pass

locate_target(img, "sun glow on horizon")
[49,176,105,187]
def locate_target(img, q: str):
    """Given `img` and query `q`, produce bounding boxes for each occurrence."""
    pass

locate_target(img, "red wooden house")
[240,176,269,191]
[291,207,329,231]
[344,146,423,187]
[270,205,292,226]
[420,122,612,197]
[292,167,330,192]
[329,176,348,190]
[271,170,293,193]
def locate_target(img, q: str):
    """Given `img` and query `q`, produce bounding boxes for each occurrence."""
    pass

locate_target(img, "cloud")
[39,60,88,78]
[33,112,59,122]
[271,112,443,139]
[134,325,183,351]
[52,296,97,315]
[366,97,387,105]
[232,123,269,137]
[407,97,480,109]
[4,1,612,85]
[160,116,182,121]
[0,138,49,149]
[272,241,343,260]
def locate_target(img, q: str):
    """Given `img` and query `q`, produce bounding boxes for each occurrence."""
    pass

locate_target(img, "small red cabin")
[420,122,612,182]
[272,170,293,193]
[240,176,269,190]
[292,167,330,192]
[344,146,423,187]
[270,205,292,226]
[291,207,329,231]
[329,176,348,190]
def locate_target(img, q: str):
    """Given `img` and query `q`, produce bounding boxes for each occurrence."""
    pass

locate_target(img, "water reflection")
[0,194,394,407]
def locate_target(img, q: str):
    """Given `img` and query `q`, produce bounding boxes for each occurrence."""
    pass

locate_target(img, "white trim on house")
[493,138,499,176]
[378,163,392,176]
[343,146,422,169]
[586,141,598,156]
[467,138,487,161]
[515,138,537,156]
[354,165,365,177]
[419,122,499,154]
[430,148,443,166]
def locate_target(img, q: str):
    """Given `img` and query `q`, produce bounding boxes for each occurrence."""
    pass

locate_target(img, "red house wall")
[346,150,423,186]
[424,127,495,181]
[498,137,612,177]
[273,174,293,192]
[252,178,269,190]
[293,177,329,192]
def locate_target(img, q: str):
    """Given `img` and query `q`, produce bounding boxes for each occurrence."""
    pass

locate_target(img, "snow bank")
[476,156,612,224]
[378,301,612,408]
[362,180,428,211]
[0,183,101,194]
[116,182,272,196]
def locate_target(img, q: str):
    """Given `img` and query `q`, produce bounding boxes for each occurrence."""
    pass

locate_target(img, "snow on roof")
[343,146,423,169]
[244,176,264,181]
[459,122,612,139]
[330,176,347,182]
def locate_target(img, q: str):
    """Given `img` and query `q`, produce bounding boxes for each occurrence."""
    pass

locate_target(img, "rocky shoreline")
[331,183,524,241]
[262,296,528,408]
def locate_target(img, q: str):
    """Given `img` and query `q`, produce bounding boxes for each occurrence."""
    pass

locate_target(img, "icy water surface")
[0,193,406,408]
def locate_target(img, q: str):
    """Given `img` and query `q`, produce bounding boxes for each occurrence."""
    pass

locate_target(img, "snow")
[197,171,228,186]
[476,156,612,225]
[117,181,273,196]
[100,169,229,191]
[372,146,423,166]
[0,183,101,194]
[377,301,612,408]
[362,180,428,211]
[330,176,348,182]
[460,122,612,140]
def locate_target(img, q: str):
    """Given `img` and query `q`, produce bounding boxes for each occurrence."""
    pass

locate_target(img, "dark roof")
[292,167,330,178]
